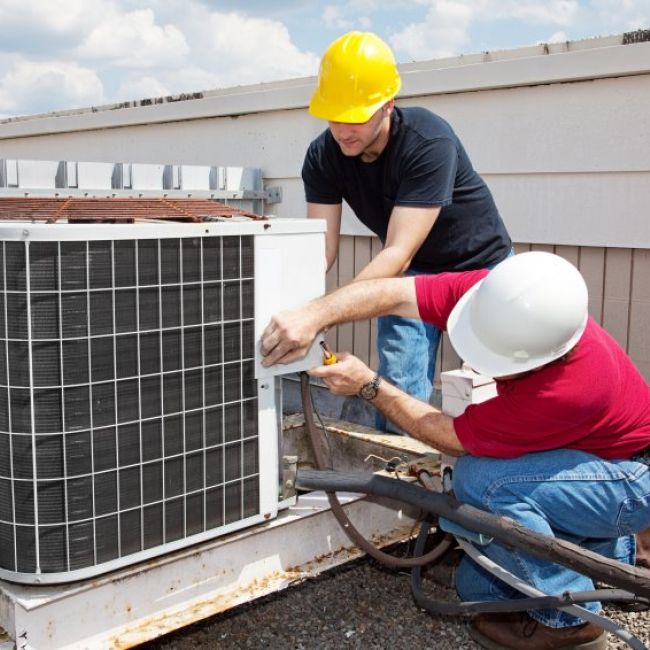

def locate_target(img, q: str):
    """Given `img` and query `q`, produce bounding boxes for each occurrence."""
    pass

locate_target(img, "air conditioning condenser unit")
[0,217,325,584]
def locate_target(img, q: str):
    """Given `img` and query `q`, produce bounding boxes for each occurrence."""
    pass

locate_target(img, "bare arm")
[261,276,420,366]
[307,202,341,271]
[354,205,440,281]
[310,353,465,456]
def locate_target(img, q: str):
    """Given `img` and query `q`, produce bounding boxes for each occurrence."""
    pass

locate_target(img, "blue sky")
[0,0,648,119]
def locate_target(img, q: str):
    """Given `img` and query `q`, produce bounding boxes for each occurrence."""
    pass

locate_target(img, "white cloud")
[0,0,106,35]
[322,3,373,31]
[198,11,319,87]
[389,0,583,60]
[77,9,189,68]
[0,3,321,115]
[542,30,570,43]
[115,75,171,102]
[323,6,353,29]
[0,59,104,115]
[509,1,578,26]
[162,66,223,95]
[349,0,378,11]
[390,0,474,60]
[581,0,650,32]
[389,0,650,62]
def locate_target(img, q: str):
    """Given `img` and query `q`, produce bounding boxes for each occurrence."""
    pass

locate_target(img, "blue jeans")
[376,301,441,432]
[452,449,650,628]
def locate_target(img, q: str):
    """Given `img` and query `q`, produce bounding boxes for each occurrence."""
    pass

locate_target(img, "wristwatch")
[358,373,382,401]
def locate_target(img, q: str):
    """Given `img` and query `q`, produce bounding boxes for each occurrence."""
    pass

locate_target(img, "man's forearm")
[354,246,411,282]
[312,276,418,329]
[371,380,465,456]
[260,277,418,366]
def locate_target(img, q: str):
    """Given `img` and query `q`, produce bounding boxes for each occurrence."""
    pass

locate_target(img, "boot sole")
[468,625,608,650]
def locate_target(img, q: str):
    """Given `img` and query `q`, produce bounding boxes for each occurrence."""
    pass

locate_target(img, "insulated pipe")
[300,373,454,568]
[296,468,650,599]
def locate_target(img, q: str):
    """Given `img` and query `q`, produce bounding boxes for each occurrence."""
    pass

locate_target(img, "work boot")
[469,612,607,650]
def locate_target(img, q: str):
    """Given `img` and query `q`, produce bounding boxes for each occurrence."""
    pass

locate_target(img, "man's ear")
[383,100,395,116]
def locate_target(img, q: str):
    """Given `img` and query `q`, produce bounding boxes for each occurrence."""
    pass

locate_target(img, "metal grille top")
[0,197,265,223]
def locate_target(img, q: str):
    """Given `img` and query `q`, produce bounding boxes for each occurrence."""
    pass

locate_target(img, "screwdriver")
[319,340,338,365]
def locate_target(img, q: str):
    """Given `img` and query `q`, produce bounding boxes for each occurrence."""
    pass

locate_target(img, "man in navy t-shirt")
[303,31,511,431]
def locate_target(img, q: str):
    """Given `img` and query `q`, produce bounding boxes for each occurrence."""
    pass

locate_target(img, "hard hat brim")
[308,94,391,124]
[447,280,587,379]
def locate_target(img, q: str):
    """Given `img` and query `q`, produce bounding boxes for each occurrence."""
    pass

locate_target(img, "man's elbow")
[393,250,415,276]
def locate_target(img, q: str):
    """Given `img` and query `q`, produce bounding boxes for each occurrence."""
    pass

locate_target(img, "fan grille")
[0,235,259,575]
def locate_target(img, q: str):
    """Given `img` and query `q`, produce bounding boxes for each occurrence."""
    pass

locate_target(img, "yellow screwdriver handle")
[319,341,337,365]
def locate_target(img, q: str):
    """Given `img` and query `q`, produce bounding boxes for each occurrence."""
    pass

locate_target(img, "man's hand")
[260,307,321,367]
[308,352,375,395]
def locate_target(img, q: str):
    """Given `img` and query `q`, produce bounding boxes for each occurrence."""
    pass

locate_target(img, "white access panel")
[254,226,326,379]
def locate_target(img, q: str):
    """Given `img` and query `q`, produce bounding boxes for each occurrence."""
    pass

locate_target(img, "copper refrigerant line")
[0,197,266,223]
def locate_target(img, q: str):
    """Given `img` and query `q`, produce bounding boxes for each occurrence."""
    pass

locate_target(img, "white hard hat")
[448,252,588,378]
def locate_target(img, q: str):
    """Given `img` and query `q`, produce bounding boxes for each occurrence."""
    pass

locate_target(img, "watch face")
[359,385,376,400]
[359,378,379,400]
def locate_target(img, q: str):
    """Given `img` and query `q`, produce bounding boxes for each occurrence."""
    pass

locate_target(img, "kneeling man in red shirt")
[261,252,650,650]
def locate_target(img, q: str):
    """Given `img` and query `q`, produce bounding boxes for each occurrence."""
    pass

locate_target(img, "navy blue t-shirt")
[302,106,512,273]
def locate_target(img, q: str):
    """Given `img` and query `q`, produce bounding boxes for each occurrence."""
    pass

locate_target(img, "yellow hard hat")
[309,31,402,124]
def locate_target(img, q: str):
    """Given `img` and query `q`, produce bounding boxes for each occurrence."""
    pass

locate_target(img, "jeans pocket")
[617,493,650,536]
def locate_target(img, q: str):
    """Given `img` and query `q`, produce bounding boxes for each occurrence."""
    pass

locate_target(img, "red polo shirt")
[415,271,650,460]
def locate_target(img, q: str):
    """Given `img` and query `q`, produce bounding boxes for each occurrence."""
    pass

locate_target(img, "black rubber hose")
[296,467,650,599]
[300,372,454,568]
[410,517,649,615]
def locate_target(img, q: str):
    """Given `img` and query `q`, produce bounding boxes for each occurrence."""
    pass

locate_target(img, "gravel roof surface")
[142,549,650,650]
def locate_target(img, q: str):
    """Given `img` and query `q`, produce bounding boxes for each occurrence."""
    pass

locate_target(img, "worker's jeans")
[376,303,441,432]
[452,449,650,628]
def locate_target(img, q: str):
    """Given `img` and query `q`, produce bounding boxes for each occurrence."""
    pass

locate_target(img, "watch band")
[358,373,381,401]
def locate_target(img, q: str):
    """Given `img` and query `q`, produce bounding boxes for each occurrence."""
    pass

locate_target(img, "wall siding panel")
[555,245,580,268]
[628,249,650,380]
[579,247,606,324]
[324,256,339,353]
[369,237,383,370]
[337,237,355,354]
[602,248,633,351]
[353,237,373,365]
